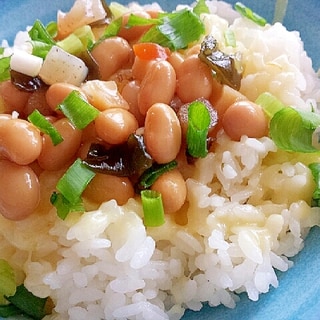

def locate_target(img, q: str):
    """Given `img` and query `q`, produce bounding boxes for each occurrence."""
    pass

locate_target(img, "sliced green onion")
[187,101,211,158]
[0,56,11,82]
[57,25,95,56]
[99,17,123,41]
[234,2,267,26]
[28,20,56,58]
[0,304,22,318]
[139,9,205,51]
[141,190,165,227]
[308,162,320,207]
[74,25,95,50]
[57,90,99,130]
[224,29,236,47]
[28,20,56,45]
[5,284,51,320]
[127,14,160,27]
[109,2,130,19]
[137,160,177,191]
[0,259,16,298]
[56,158,96,205]
[193,0,210,16]
[50,192,84,220]
[30,41,52,59]
[46,21,58,38]
[255,92,286,118]
[270,107,320,153]
[57,33,84,56]
[28,109,63,146]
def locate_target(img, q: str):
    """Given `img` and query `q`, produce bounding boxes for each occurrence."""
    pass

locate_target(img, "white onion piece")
[10,50,43,77]
[39,46,88,86]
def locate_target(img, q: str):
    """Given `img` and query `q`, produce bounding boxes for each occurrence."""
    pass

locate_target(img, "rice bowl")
[0,0,320,319]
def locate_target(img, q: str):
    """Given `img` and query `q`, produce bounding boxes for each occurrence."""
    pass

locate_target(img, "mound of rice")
[1,1,320,319]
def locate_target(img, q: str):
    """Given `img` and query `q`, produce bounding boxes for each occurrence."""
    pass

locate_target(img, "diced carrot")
[133,43,170,61]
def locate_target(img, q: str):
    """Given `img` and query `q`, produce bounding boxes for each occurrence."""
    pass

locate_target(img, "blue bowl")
[0,1,319,319]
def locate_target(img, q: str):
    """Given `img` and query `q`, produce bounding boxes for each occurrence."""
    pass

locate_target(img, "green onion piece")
[0,56,11,82]
[127,14,160,27]
[255,92,286,118]
[308,162,320,207]
[187,101,211,158]
[57,33,84,56]
[0,304,22,318]
[141,190,165,227]
[140,9,205,51]
[193,0,210,16]
[57,25,95,56]
[46,21,58,38]
[137,160,177,191]
[56,158,96,205]
[224,29,236,47]
[109,2,129,19]
[28,20,56,58]
[57,90,99,130]
[30,41,53,58]
[5,285,51,320]
[270,107,320,153]
[50,192,84,220]
[99,17,123,41]
[73,25,95,49]
[28,109,63,146]
[28,20,56,45]
[234,2,267,26]
[0,259,16,298]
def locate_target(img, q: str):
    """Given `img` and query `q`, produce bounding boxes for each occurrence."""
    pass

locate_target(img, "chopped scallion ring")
[224,29,236,47]
[270,107,320,153]
[141,190,165,227]
[28,19,56,45]
[57,90,99,130]
[28,109,63,146]
[234,2,267,27]
[98,18,123,42]
[308,162,320,207]
[137,160,177,191]
[56,158,96,205]
[255,92,286,118]
[137,9,205,51]
[0,56,11,82]
[5,284,52,320]
[127,14,160,27]
[50,192,84,220]
[193,0,210,15]
[187,101,211,158]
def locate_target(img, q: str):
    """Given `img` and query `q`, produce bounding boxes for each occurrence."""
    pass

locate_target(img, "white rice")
[1,1,320,319]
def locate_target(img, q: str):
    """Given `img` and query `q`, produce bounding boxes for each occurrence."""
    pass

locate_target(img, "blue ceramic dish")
[0,1,319,319]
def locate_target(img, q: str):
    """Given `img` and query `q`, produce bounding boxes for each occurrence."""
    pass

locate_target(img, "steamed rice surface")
[1,1,320,319]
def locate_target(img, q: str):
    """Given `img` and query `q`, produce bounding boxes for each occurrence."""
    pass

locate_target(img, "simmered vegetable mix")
[0,0,320,317]
[0,0,239,222]
[0,0,320,223]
